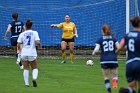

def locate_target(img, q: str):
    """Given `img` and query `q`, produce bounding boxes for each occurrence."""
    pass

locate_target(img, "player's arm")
[4,24,12,40]
[17,42,22,52]
[22,25,26,32]
[115,40,120,49]
[51,23,63,28]
[17,34,22,52]
[73,24,78,38]
[92,44,100,55]
[116,38,125,52]
[35,32,42,49]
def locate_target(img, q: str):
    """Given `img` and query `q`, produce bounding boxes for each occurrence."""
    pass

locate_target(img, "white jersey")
[17,30,40,57]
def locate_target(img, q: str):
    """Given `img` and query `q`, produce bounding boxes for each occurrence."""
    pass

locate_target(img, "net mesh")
[0,0,137,59]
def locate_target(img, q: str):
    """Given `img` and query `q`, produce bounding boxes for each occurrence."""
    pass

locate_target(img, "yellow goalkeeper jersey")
[57,22,77,39]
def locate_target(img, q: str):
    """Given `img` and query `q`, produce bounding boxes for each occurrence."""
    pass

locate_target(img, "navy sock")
[105,79,111,93]
[19,61,22,66]
[16,53,18,58]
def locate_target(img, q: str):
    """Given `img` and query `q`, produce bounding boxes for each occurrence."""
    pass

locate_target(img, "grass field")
[0,57,127,93]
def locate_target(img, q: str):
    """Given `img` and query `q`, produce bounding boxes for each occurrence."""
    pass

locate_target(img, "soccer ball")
[86,60,94,66]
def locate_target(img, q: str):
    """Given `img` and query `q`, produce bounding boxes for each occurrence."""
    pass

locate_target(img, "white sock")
[23,70,29,86]
[112,77,118,80]
[32,69,38,80]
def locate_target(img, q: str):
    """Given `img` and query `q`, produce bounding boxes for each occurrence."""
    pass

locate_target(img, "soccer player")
[4,12,24,69]
[92,24,119,93]
[17,19,41,87]
[51,15,78,64]
[118,16,140,93]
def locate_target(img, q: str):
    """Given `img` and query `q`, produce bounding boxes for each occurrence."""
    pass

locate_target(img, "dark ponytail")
[12,12,18,21]
[130,16,140,28]
[26,19,32,29]
[102,24,111,36]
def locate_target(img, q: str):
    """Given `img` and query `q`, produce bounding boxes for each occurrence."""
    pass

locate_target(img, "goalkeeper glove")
[74,34,78,38]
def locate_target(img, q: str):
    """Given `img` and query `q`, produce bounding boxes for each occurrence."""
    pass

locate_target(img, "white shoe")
[16,58,21,64]
[71,62,74,64]
[20,65,23,69]
[16,60,20,64]
[61,61,66,64]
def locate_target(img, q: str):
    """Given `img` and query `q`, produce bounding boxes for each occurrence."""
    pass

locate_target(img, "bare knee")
[128,81,137,91]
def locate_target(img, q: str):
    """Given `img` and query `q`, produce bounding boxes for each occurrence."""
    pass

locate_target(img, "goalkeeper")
[51,15,78,64]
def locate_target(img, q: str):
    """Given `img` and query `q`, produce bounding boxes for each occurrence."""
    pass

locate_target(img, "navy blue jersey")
[10,20,24,37]
[96,36,118,64]
[124,31,140,64]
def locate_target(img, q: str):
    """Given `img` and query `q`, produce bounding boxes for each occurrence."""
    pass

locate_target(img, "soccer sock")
[105,79,111,93]
[70,53,74,62]
[62,51,66,61]
[23,70,29,86]
[16,53,22,66]
[19,61,22,66]
[138,89,140,93]
[128,87,136,93]
[112,77,118,88]
[16,53,18,58]
[112,77,118,82]
[32,69,38,80]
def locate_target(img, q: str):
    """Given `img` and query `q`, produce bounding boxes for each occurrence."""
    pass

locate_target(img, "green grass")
[0,57,127,93]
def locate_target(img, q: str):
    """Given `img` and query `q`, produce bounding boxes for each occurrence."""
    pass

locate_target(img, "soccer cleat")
[119,87,129,93]
[25,85,29,87]
[16,58,21,64]
[20,65,23,70]
[61,60,66,64]
[16,60,20,64]
[112,79,117,89]
[32,80,37,87]
[71,62,74,64]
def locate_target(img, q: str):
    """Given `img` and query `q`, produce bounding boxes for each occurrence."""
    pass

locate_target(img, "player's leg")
[11,37,23,69]
[138,81,140,93]
[61,40,67,63]
[120,63,137,93]
[102,68,112,93]
[111,68,118,88]
[128,81,137,93]
[111,64,118,89]
[68,42,74,63]
[119,62,138,93]
[22,58,30,87]
[136,61,140,93]
[68,38,75,63]
[16,45,23,69]
[30,57,38,87]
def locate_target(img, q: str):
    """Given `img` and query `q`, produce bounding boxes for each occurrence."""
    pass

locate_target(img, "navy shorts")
[62,37,74,43]
[126,61,140,82]
[10,37,18,46]
[101,63,118,69]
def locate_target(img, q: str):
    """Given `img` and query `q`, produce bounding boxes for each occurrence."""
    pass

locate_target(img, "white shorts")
[21,56,37,62]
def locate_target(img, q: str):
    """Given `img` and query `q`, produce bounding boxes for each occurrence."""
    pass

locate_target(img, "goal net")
[0,0,138,59]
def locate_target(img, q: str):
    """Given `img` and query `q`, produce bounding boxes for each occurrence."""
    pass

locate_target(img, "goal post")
[126,0,130,34]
